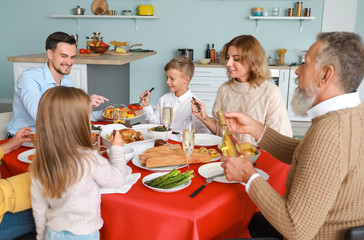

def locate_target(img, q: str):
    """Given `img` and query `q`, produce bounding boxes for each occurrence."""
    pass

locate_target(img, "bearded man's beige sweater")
[212,79,292,144]
[251,103,364,239]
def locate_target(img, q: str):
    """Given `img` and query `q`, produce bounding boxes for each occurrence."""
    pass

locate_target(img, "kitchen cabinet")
[49,15,158,31]
[248,16,315,32]
[189,66,228,117]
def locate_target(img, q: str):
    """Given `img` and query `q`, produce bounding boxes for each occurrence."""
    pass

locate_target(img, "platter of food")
[198,162,269,185]
[17,149,36,164]
[102,107,144,121]
[172,134,222,147]
[142,170,193,193]
[132,156,187,172]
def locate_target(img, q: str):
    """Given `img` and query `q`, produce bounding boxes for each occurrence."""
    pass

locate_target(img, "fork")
[138,87,155,104]
[190,173,225,198]
[192,97,207,121]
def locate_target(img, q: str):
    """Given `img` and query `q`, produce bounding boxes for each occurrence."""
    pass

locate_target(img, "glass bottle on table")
[205,44,211,59]
[182,120,195,168]
[217,110,240,157]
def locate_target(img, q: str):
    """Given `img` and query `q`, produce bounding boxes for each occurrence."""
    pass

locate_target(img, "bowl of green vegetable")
[147,126,172,141]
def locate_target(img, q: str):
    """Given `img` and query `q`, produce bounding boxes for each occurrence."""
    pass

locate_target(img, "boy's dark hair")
[164,56,195,80]
[45,32,76,51]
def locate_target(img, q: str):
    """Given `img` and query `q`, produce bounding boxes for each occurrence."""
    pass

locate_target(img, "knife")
[190,173,225,198]
[139,87,155,104]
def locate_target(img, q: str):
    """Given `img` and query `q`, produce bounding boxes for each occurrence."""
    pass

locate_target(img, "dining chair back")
[0,112,12,140]
[345,225,364,240]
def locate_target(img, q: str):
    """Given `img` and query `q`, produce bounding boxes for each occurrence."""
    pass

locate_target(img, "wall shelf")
[50,15,159,31]
[248,16,315,32]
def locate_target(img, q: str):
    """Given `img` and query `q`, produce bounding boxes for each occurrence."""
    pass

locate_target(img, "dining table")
[0,123,290,240]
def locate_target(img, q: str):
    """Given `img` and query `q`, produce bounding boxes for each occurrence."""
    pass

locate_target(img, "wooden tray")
[106,50,133,56]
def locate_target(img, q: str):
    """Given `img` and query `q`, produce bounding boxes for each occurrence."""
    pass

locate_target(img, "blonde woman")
[30,86,128,240]
[192,35,292,144]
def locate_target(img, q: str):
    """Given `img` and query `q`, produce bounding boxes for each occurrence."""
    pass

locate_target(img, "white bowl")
[198,59,211,65]
[250,149,261,163]
[147,128,172,141]
[100,124,155,155]
[107,146,134,163]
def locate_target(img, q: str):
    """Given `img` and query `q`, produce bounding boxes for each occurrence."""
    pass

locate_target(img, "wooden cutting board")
[106,50,133,56]
[91,0,108,15]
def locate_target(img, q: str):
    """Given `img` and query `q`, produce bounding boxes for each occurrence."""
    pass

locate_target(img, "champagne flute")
[162,106,173,130]
[182,120,195,168]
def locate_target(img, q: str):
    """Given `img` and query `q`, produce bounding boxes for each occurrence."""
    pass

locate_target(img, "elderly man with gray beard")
[220,32,364,240]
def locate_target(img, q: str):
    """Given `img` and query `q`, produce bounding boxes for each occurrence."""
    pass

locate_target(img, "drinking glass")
[91,130,101,152]
[112,107,126,124]
[182,120,195,168]
[162,106,173,130]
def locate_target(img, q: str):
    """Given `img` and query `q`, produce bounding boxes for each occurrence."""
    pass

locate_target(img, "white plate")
[198,162,269,185]
[142,172,191,193]
[17,149,36,163]
[102,109,144,121]
[210,153,221,162]
[132,155,187,172]
[22,142,35,148]
[175,134,222,147]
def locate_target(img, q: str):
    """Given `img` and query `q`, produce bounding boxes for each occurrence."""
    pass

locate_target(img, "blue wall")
[0,0,360,105]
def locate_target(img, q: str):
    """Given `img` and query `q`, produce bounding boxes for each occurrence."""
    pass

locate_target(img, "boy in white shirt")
[140,56,209,133]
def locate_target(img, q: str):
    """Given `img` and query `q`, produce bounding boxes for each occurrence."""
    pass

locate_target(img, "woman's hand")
[110,130,124,146]
[220,153,257,183]
[140,90,151,107]
[90,94,109,108]
[225,112,264,140]
[191,99,208,121]
[1,127,32,154]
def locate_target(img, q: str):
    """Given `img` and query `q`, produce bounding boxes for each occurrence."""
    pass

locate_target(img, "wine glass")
[182,120,195,168]
[162,106,173,130]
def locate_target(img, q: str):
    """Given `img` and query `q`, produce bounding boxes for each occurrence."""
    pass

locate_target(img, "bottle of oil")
[205,44,210,59]
[210,44,216,63]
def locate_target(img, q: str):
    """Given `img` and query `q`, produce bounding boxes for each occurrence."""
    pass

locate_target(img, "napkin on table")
[100,173,141,194]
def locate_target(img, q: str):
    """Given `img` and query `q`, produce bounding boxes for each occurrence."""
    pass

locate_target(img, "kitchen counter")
[8,51,157,107]
[8,51,156,65]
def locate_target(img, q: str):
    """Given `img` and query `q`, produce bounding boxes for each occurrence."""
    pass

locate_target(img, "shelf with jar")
[248,16,315,32]
[49,15,159,31]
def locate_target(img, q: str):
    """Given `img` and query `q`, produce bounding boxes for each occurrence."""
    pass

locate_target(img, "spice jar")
[288,8,294,17]
[296,2,303,17]
[304,8,311,17]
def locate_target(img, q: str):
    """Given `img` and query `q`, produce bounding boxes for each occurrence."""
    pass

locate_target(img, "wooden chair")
[0,112,12,140]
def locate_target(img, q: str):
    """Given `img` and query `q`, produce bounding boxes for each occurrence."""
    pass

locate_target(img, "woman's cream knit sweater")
[212,79,292,143]
[251,103,364,239]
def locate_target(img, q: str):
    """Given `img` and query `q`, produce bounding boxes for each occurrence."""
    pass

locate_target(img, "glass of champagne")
[182,120,195,168]
[162,106,173,130]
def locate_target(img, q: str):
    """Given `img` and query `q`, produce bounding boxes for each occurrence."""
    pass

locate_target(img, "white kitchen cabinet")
[12,62,88,92]
[268,68,289,107]
[190,67,228,117]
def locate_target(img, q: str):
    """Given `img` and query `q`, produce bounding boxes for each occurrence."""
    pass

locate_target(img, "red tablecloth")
[1,135,290,240]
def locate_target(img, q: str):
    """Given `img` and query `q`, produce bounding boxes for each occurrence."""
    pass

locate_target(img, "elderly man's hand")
[220,153,257,183]
[90,94,109,108]
[225,112,265,140]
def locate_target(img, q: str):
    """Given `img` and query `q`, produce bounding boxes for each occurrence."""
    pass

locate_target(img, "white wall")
[322,0,357,32]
